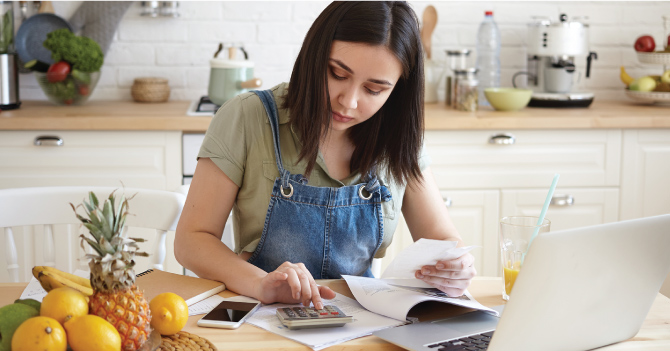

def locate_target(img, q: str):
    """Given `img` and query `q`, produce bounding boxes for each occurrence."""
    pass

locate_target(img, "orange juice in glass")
[499,216,550,300]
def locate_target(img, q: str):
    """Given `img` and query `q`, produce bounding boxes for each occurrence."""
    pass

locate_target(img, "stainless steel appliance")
[514,14,597,108]
[0,2,20,109]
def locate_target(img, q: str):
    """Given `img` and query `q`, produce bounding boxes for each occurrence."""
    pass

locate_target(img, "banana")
[620,66,635,86]
[32,266,92,289]
[32,268,93,296]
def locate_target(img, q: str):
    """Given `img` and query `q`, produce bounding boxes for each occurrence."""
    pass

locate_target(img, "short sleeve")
[418,142,432,172]
[198,95,248,187]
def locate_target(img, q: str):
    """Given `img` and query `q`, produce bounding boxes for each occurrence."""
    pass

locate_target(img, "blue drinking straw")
[522,173,560,264]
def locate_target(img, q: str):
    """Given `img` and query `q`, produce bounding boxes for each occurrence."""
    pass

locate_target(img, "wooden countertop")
[2,278,669,350]
[1,100,669,132]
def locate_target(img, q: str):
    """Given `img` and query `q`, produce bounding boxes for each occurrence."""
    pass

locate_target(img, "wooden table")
[2,277,669,350]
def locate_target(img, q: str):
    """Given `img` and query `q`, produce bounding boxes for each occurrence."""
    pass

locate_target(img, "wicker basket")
[132,77,170,102]
[159,331,217,351]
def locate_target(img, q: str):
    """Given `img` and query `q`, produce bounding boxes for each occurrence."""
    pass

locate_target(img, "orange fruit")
[40,287,89,324]
[149,292,189,335]
[64,314,121,351]
[11,316,67,351]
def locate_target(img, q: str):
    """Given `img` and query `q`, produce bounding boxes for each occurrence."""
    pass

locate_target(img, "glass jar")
[454,68,478,112]
[445,49,471,106]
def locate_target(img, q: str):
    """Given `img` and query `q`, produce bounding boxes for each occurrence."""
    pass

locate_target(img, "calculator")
[276,305,354,330]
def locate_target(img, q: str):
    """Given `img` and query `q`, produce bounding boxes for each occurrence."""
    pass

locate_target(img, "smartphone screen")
[201,301,259,323]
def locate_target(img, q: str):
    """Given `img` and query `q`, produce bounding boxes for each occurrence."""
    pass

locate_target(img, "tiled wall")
[19,1,670,102]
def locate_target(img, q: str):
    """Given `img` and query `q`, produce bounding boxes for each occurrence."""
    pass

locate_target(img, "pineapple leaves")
[79,234,104,256]
[89,192,99,209]
[72,188,150,269]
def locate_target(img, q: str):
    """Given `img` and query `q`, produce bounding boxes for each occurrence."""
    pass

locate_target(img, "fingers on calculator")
[276,305,354,330]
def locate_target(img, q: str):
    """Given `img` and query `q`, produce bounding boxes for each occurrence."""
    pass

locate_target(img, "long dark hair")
[283,1,424,185]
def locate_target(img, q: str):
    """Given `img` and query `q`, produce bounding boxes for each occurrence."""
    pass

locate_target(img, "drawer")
[0,131,182,190]
[501,188,620,232]
[425,130,621,189]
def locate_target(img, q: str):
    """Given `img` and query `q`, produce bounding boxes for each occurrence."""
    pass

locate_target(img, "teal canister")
[208,58,262,106]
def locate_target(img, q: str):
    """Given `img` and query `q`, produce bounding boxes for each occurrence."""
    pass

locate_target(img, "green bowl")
[484,88,532,111]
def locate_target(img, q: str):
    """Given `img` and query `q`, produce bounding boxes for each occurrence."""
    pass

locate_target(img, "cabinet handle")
[488,133,516,145]
[34,136,64,146]
[550,194,574,207]
[443,197,452,208]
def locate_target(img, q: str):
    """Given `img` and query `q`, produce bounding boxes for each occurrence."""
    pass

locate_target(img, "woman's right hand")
[255,261,336,310]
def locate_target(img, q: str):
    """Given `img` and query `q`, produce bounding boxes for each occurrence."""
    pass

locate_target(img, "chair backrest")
[0,186,185,282]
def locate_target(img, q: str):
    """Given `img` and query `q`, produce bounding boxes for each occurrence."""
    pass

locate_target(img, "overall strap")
[253,90,291,187]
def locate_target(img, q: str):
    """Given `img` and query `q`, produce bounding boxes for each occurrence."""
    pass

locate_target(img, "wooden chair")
[0,186,185,283]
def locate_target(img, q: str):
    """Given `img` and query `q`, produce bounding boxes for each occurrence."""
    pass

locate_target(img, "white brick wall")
[19,1,670,103]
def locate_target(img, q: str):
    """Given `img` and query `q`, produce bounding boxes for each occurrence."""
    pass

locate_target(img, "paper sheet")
[342,275,498,322]
[381,239,476,284]
[20,269,89,302]
[244,293,404,350]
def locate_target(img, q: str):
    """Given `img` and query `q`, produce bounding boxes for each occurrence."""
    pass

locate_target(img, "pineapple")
[71,190,152,351]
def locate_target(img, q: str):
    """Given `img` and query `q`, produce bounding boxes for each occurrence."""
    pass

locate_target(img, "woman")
[175,1,475,310]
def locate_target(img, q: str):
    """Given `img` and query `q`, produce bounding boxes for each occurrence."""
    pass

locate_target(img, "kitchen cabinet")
[620,129,670,220]
[381,129,623,278]
[0,130,183,281]
[0,131,182,190]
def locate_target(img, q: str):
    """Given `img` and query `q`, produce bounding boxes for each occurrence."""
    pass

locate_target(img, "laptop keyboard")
[426,331,494,350]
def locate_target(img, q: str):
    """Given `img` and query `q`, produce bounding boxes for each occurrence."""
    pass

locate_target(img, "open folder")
[136,269,226,306]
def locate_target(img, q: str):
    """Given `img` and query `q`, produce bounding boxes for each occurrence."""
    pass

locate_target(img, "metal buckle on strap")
[358,185,373,200]
[280,183,294,198]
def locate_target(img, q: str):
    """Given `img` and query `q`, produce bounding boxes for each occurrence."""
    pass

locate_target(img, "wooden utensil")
[38,1,54,14]
[421,5,438,59]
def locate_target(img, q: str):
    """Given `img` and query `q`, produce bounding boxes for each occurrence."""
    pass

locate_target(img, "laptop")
[373,214,670,351]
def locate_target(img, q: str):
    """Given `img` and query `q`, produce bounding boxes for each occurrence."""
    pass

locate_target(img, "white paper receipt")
[381,239,476,282]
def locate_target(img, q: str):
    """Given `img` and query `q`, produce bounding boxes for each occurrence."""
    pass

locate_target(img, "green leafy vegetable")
[43,28,104,72]
[0,10,13,53]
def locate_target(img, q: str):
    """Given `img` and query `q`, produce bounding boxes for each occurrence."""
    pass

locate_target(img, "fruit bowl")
[625,89,670,105]
[636,52,670,65]
[34,71,100,106]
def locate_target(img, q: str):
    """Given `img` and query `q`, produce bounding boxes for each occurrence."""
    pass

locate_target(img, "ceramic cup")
[543,67,574,94]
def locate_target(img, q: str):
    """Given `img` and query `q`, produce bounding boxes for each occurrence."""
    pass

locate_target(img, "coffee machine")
[516,14,597,108]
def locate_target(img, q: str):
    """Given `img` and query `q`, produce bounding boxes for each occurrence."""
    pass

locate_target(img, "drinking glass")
[499,216,551,300]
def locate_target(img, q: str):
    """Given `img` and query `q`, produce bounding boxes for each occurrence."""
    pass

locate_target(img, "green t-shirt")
[198,83,430,258]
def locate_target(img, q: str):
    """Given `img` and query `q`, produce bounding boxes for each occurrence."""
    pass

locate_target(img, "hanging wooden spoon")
[421,5,438,59]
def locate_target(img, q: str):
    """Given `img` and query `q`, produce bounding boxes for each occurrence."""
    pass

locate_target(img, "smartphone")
[197,300,261,329]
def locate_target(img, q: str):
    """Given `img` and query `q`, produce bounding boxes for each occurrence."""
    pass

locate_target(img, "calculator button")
[330,312,339,315]
[320,312,328,315]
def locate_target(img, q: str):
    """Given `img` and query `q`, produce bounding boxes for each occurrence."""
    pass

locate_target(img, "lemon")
[11,316,67,351]
[149,292,189,335]
[64,314,121,351]
[40,287,89,325]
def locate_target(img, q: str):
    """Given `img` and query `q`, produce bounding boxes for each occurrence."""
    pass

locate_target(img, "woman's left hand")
[415,253,476,297]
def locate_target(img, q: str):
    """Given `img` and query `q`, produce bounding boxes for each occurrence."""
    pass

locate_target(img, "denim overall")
[247,90,392,279]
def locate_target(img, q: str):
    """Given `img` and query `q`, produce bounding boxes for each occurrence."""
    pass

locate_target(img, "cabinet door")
[379,190,500,277]
[501,188,620,232]
[425,130,621,189]
[0,131,182,191]
[620,130,670,220]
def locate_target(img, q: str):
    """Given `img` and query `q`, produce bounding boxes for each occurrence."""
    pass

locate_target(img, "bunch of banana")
[620,66,634,86]
[32,266,93,296]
